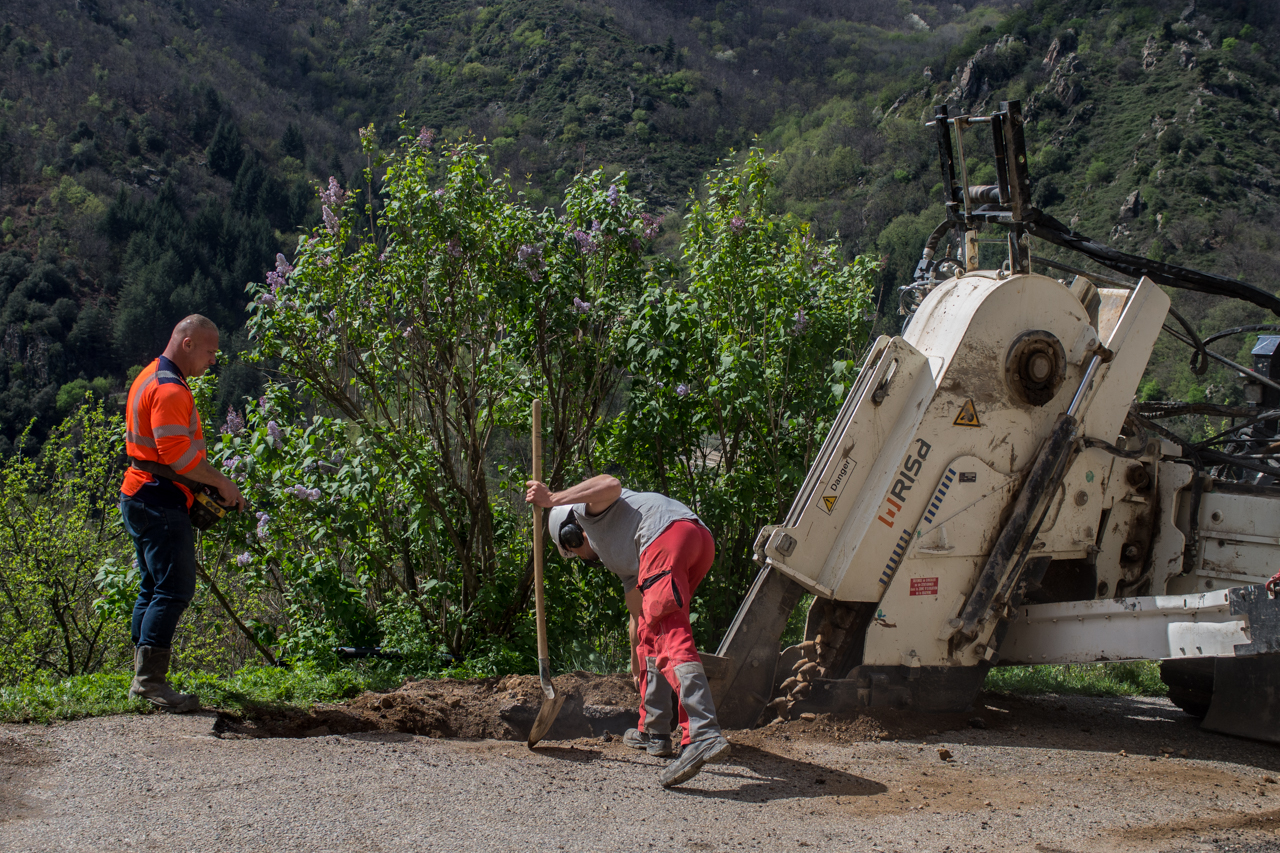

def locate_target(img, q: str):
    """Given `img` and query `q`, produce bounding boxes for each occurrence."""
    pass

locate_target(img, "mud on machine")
[706,101,1280,743]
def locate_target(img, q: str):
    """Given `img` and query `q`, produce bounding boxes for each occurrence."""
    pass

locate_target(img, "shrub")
[241,128,654,664]
[1085,158,1113,185]
[607,148,877,643]
[0,403,133,683]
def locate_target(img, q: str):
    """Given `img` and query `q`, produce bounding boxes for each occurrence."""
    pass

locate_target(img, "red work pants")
[635,519,715,745]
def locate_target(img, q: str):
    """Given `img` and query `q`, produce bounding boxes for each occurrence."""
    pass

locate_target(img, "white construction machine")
[708,102,1280,743]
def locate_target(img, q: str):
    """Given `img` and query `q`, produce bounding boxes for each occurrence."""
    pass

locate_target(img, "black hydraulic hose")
[1134,402,1261,419]
[1194,409,1280,448]
[913,221,956,282]
[1082,435,1147,460]
[1203,324,1280,347]
[1164,305,1209,376]
[1025,211,1280,317]
[1132,412,1280,479]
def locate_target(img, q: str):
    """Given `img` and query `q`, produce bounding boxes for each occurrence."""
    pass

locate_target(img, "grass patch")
[985,661,1167,697]
[0,663,406,724]
[2,659,1171,723]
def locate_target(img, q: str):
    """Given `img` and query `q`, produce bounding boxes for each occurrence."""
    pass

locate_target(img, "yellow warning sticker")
[822,495,838,512]
[954,399,981,428]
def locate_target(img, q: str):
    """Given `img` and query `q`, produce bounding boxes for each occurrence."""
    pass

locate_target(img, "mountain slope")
[2,0,1280,450]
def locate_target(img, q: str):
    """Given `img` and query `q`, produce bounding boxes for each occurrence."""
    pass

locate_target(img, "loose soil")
[217,670,1012,747]
[214,671,643,742]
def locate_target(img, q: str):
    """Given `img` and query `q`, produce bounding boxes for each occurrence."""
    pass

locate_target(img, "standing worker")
[525,474,730,787]
[120,315,245,711]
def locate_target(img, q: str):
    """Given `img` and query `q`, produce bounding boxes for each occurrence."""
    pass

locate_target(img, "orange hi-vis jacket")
[121,355,205,510]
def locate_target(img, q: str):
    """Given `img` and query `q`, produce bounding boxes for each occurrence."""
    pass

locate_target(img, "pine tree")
[206,117,244,178]
[280,123,306,161]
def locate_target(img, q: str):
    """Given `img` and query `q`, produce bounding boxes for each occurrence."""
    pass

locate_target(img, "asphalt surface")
[2,694,1279,853]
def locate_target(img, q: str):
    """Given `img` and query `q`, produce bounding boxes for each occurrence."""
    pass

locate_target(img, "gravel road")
[2,693,1278,853]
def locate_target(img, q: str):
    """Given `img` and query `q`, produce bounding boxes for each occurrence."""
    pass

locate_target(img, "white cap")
[547,504,574,559]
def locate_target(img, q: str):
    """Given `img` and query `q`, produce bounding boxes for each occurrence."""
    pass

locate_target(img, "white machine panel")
[1000,591,1249,664]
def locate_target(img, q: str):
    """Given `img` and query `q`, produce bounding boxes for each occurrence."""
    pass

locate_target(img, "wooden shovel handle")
[532,400,549,662]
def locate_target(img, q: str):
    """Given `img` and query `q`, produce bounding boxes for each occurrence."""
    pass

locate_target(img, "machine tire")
[1160,659,1215,719]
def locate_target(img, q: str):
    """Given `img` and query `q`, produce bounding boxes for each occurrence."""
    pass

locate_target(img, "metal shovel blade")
[527,658,565,747]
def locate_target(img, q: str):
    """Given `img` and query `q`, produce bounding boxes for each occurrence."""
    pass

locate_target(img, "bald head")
[163,314,220,378]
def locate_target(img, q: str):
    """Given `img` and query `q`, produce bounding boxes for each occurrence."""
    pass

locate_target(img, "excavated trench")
[212,673,642,742]
[211,670,993,746]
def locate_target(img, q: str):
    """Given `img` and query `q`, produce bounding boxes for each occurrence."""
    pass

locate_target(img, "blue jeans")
[120,497,198,649]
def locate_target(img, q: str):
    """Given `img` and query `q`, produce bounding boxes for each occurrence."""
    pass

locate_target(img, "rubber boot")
[658,661,731,787]
[625,656,675,756]
[130,645,199,713]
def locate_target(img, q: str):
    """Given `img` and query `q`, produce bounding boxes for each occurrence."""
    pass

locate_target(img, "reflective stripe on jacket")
[120,355,204,509]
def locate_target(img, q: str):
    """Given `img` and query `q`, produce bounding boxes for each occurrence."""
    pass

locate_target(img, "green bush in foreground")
[985,661,1167,698]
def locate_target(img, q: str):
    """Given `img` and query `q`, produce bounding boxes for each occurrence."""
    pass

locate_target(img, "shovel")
[527,398,565,747]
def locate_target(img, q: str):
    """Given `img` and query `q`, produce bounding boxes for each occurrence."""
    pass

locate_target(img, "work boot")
[658,661,731,787]
[634,655,678,756]
[659,734,731,787]
[130,645,199,713]
[623,728,675,757]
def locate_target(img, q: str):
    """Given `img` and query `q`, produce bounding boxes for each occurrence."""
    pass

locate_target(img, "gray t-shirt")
[573,488,703,591]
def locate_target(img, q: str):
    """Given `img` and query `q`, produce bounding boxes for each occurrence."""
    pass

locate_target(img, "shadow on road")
[929,694,1280,772]
[673,744,886,801]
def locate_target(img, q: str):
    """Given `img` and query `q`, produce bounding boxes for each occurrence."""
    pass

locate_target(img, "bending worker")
[120,315,245,711]
[525,474,730,787]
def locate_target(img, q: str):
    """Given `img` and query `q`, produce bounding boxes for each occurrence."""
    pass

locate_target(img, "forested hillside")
[2,0,1280,451]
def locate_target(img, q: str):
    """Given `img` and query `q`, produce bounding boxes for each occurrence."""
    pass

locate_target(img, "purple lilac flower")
[573,296,592,314]
[573,230,598,255]
[417,127,435,149]
[792,308,809,334]
[266,253,293,293]
[222,454,241,470]
[320,177,345,209]
[591,219,602,233]
[307,488,321,501]
[236,552,252,567]
[255,511,270,541]
[322,205,340,236]
[267,420,284,450]
[259,293,277,308]
[729,216,746,234]
[676,383,690,398]
[223,406,245,435]
[639,213,664,239]
[606,185,620,207]
[446,237,463,257]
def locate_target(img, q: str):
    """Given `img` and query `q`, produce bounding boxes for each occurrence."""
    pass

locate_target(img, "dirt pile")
[213,671,1004,745]
[214,672,641,741]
